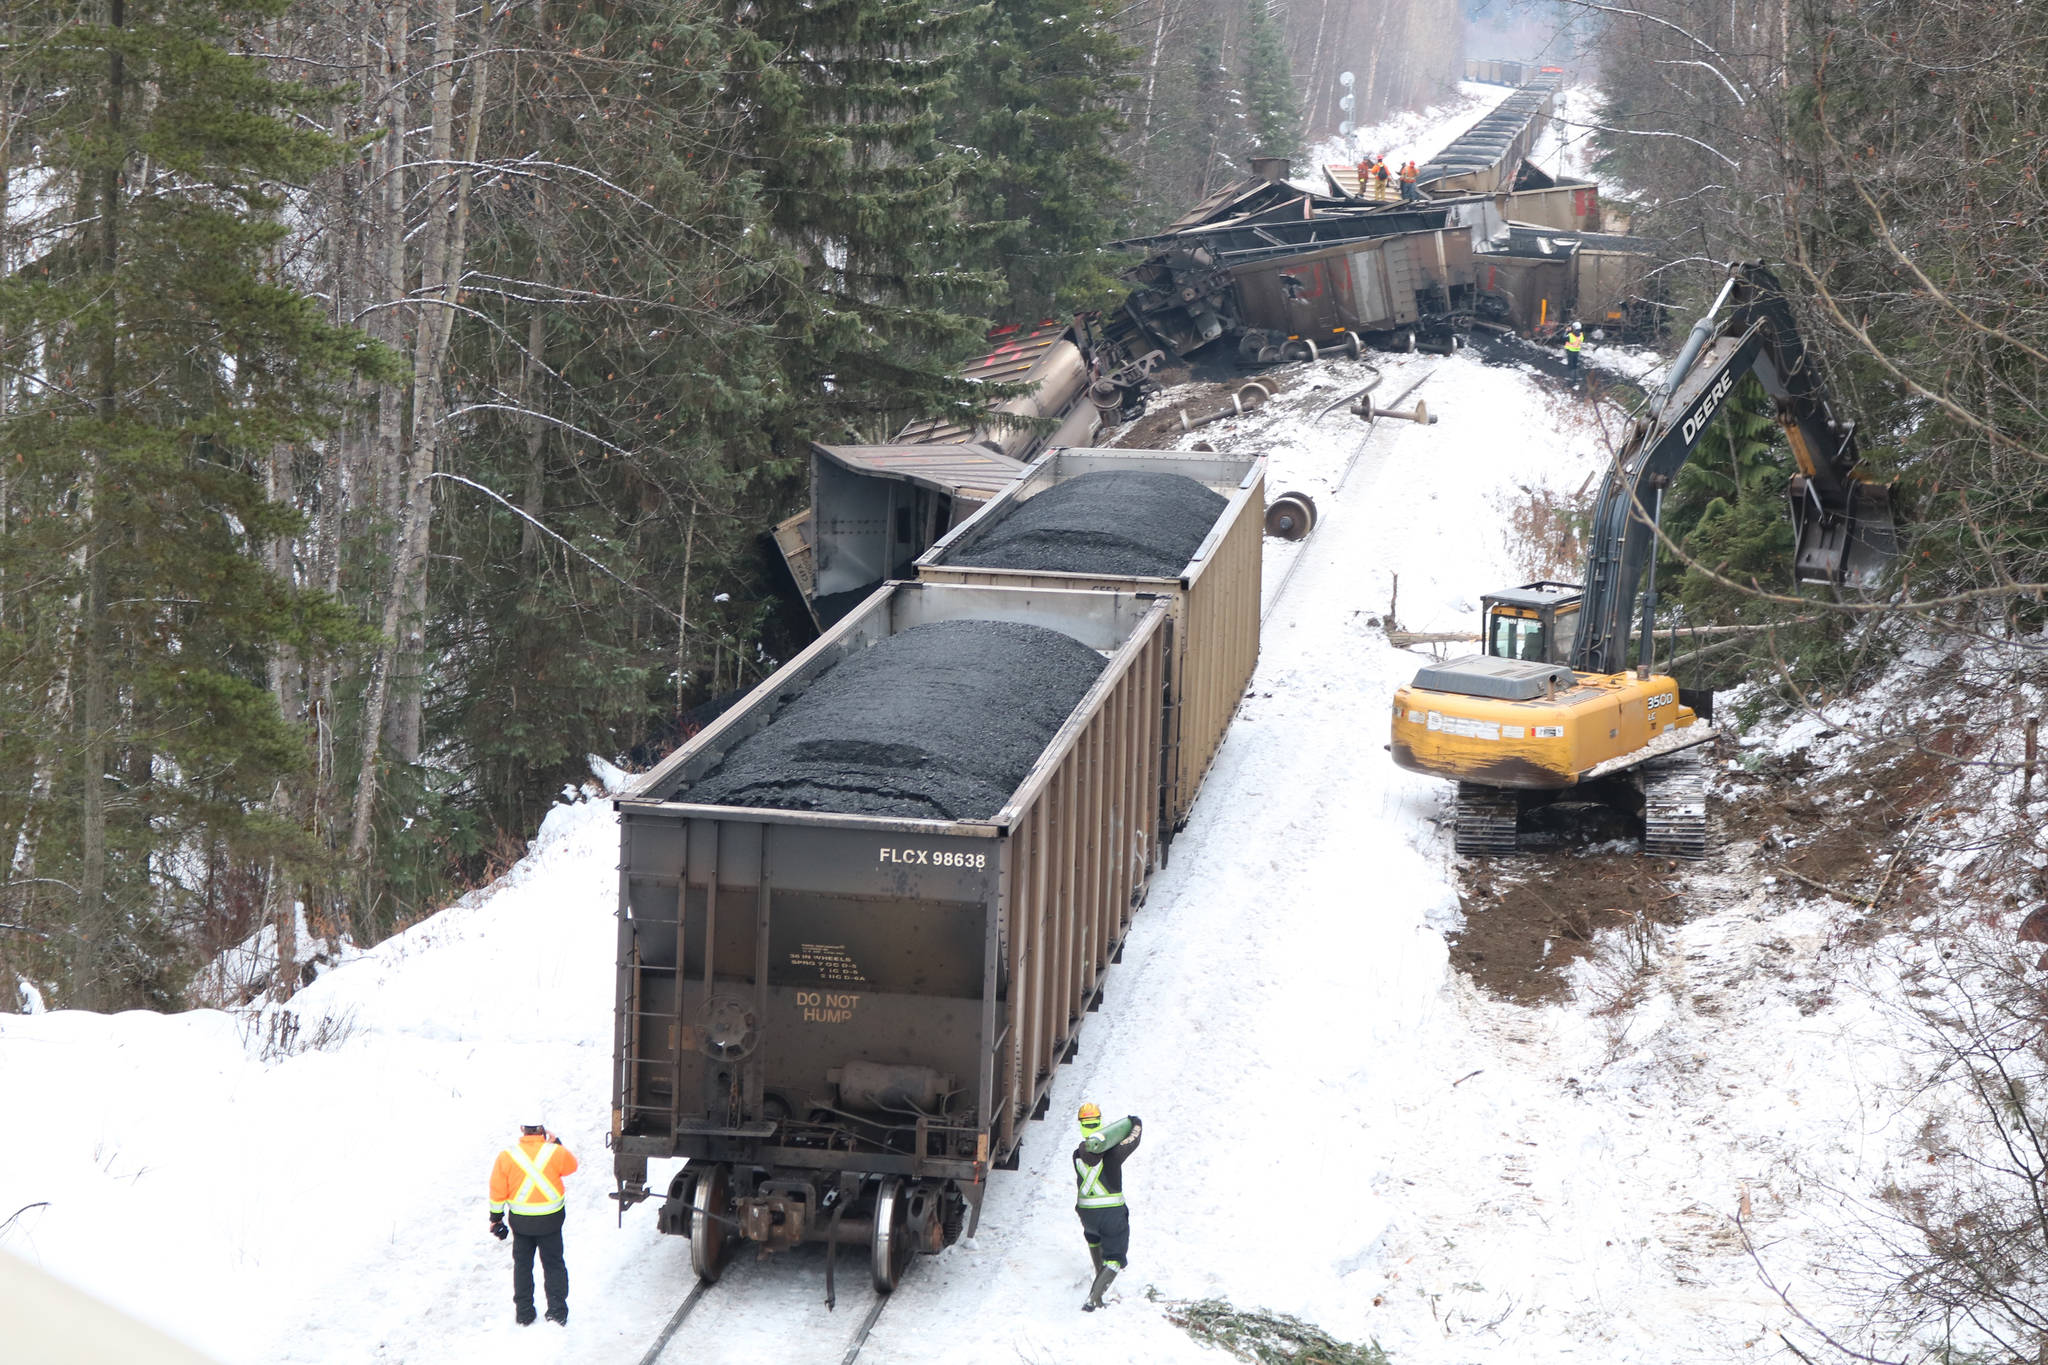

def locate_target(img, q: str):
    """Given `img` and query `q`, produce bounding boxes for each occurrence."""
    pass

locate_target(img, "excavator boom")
[1570,263,1899,674]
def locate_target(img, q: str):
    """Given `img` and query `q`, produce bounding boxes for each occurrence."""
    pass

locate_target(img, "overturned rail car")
[1110,76,1668,359]
[917,448,1264,831]
[611,581,1175,1290]
[1114,76,1671,358]
[773,319,1161,629]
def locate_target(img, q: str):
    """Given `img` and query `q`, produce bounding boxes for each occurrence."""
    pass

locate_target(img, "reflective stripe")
[505,1142,566,1214]
[1075,1157,1124,1209]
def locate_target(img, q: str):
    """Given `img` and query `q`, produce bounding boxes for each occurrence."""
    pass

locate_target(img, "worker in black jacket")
[1071,1102,1142,1311]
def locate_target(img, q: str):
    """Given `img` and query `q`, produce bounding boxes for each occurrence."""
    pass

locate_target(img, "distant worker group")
[1353,154,1421,203]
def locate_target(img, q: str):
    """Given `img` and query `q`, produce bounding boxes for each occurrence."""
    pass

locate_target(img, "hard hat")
[519,1095,549,1131]
[1077,1102,1102,1129]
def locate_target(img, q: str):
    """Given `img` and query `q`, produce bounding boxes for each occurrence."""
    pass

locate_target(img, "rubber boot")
[1089,1245,1104,1276]
[1082,1265,1117,1311]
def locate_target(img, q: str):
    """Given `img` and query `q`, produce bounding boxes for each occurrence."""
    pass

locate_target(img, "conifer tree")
[724,0,1003,444]
[0,0,387,1006]
[1662,377,1793,619]
[952,0,1138,315]
[1240,0,1301,161]
[426,0,790,839]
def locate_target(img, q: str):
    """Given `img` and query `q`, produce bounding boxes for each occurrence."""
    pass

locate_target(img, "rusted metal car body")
[1109,77,1663,360]
[1230,226,1480,352]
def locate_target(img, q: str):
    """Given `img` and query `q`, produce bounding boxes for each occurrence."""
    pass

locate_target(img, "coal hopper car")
[916,448,1265,832]
[610,581,1179,1292]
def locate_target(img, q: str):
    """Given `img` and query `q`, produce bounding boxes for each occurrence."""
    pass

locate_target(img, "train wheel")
[690,1164,732,1282]
[1264,492,1317,541]
[871,1177,912,1293]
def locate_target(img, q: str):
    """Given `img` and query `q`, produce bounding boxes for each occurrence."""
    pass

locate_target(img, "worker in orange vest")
[488,1113,580,1326]
[1399,160,1420,201]
[1373,160,1394,200]
[1353,155,1374,197]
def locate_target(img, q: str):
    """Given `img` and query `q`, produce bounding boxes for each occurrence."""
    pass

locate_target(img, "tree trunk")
[519,307,548,559]
[1134,0,1173,179]
[78,0,128,1011]
[349,0,495,870]
[389,0,497,765]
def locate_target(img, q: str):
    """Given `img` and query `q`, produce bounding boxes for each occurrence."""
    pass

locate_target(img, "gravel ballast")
[683,619,1107,820]
[946,470,1226,578]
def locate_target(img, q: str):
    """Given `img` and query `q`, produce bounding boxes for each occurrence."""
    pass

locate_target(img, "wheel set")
[681,1165,951,1292]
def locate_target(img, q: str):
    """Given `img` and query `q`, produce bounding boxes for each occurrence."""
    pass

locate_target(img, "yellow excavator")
[1391,263,1899,856]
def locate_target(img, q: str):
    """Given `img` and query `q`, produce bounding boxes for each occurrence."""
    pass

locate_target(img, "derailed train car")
[1463,57,1565,87]
[1111,74,1668,358]
[773,318,1161,628]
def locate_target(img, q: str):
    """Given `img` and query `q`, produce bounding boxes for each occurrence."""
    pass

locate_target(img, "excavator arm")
[1570,263,1899,675]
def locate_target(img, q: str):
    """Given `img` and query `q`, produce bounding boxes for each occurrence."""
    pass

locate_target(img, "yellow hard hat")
[1077,1102,1102,1128]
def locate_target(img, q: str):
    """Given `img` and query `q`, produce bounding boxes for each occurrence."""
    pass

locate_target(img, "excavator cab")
[1480,581,1583,667]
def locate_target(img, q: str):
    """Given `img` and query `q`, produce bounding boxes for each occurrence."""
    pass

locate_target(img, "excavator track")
[1453,783,1521,855]
[1640,748,1709,859]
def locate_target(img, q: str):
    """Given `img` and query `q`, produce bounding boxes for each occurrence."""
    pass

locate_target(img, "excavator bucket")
[1790,478,1899,589]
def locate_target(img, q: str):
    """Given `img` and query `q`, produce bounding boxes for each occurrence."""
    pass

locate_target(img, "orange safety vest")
[1400,162,1418,183]
[489,1134,579,1217]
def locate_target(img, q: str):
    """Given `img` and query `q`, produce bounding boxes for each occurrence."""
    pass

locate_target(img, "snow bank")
[0,780,656,1363]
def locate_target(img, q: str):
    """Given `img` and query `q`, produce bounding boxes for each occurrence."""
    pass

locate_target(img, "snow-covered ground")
[3,88,2005,1365]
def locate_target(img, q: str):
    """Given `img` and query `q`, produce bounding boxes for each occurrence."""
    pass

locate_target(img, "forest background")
[0,0,1474,1008]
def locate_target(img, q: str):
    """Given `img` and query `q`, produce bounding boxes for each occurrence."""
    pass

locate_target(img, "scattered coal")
[683,619,1106,820]
[947,470,1225,578]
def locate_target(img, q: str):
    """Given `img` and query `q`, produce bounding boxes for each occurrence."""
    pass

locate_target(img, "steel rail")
[635,1256,909,1365]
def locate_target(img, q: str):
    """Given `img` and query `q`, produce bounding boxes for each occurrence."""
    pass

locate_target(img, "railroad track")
[636,1252,905,1365]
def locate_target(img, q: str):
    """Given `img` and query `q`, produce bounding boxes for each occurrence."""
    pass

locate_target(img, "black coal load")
[683,619,1107,820]
[947,470,1226,578]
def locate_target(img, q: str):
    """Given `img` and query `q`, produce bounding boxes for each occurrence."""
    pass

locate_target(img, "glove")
[490,1214,508,1241]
